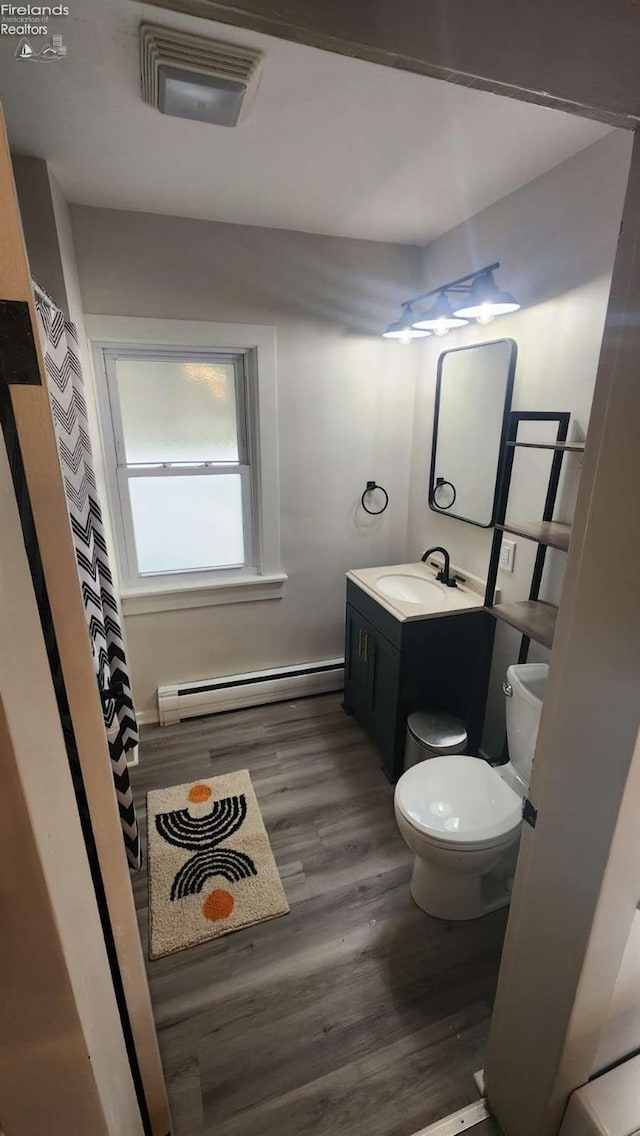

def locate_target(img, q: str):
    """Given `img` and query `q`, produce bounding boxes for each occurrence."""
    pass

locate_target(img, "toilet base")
[409,854,514,921]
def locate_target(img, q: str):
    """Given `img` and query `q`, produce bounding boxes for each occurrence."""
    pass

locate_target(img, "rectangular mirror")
[429,339,517,528]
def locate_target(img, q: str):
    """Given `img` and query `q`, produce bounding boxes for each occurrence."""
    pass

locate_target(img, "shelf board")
[507,441,585,452]
[496,521,571,552]
[486,600,558,649]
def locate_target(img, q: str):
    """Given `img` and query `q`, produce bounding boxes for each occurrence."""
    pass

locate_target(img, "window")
[106,349,254,579]
[88,318,283,614]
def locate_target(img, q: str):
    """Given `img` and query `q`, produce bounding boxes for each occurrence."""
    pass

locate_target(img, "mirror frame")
[428,337,517,529]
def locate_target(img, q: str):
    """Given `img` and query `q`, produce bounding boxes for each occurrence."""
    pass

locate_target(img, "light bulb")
[433,317,449,337]
[476,303,495,325]
[399,328,413,346]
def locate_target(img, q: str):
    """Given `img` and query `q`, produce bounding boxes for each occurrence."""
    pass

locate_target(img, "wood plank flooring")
[131,694,508,1136]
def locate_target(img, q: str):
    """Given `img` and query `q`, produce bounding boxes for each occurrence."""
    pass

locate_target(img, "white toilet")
[394,662,548,920]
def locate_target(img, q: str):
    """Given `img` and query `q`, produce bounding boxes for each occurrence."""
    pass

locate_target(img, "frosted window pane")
[129,475,245,573]
[115,358,239,463]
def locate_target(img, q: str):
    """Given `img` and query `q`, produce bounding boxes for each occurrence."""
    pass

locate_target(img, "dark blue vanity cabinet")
[344,579,495,782]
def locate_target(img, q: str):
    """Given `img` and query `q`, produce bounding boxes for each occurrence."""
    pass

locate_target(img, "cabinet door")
[344,604,370,720]
[367,629,402,779]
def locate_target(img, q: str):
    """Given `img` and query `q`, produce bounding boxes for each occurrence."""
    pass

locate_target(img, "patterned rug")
[147,770,289,959]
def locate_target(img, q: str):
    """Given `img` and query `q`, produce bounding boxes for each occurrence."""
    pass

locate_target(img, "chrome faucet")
[421,545,457,587]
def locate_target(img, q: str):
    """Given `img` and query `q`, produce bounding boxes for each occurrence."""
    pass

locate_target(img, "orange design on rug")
[202,889,235,922]
[188,783,212,804]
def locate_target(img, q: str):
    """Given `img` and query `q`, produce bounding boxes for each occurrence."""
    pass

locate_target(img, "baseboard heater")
[157,658,345,726]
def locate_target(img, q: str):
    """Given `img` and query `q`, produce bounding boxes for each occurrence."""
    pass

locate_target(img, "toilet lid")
[395,755,522,845]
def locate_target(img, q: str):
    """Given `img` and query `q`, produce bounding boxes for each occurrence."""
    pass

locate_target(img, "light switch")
[500,538,516,573]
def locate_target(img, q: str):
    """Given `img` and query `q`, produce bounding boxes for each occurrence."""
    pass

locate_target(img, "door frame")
[3,5,640,1133]
[0,108,171,1136]
[0,397,143,1135]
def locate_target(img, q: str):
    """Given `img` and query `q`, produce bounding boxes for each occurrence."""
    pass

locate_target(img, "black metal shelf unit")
[484,411,582,661]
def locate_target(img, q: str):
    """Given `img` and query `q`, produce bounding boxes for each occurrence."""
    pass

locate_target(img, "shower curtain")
[35,296,141,870]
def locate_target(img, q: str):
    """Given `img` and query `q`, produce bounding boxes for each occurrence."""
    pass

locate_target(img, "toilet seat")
[395,755,522,848]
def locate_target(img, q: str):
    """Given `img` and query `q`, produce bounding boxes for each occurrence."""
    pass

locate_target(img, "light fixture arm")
[400,261,501,310]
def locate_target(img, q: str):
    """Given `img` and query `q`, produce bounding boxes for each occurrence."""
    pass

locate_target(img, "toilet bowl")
[394,662,548,920]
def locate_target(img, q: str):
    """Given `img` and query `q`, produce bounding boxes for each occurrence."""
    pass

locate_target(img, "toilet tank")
[504,663,548,784]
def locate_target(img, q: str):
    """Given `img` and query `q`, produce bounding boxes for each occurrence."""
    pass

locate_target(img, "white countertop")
[346,560,487,623]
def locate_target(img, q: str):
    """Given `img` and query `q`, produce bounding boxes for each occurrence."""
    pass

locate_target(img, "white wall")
[69,206,422,716]
[407,130,632,755]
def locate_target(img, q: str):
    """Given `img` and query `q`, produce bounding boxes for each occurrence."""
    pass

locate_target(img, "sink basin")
[375,574,446,605]
[348,561,485,622]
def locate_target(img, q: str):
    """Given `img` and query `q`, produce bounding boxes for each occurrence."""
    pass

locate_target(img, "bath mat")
[147,769,289,959]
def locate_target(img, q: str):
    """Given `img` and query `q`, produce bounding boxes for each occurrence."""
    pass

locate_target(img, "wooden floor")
[130,694,508,1136]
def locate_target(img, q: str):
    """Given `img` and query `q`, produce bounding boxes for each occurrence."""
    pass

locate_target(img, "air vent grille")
[140,23,263,124]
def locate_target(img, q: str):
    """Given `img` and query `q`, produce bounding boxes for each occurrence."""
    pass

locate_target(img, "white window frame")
[85,317,284,615]
[104,346,255,585]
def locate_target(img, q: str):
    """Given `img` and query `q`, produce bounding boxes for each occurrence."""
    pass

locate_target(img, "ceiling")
[0,0,612,245]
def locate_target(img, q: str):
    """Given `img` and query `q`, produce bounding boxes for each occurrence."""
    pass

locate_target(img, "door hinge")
[523,797,538,828]
[0,299,41,386]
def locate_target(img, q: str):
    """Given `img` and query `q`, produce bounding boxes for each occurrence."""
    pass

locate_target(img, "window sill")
[120,572,287,616]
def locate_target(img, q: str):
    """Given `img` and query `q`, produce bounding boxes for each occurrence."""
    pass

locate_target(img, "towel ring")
[432,477,457,511]
[361,480,389,516]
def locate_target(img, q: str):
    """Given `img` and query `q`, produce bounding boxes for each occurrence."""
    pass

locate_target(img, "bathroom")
[1,3,639,1135]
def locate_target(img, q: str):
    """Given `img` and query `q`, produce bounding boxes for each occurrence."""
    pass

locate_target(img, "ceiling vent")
[140,23,263,127]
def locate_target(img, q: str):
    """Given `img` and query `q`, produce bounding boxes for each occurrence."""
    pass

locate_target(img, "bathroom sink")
[347,561,486,622]
[375,574,446,606]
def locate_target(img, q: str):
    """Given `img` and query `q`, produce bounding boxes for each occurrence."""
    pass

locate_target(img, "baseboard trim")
[135,659,345,733]
[157,658,344,726]
[136,709,159,728]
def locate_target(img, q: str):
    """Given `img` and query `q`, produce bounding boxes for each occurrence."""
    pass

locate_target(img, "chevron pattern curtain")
[35,298,142,869]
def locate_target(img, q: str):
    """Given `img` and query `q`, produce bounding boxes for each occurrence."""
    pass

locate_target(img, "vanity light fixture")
[382,305,432,346]
[383,262,520,343]
[412,291,469,336]
[452,269,520,323]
